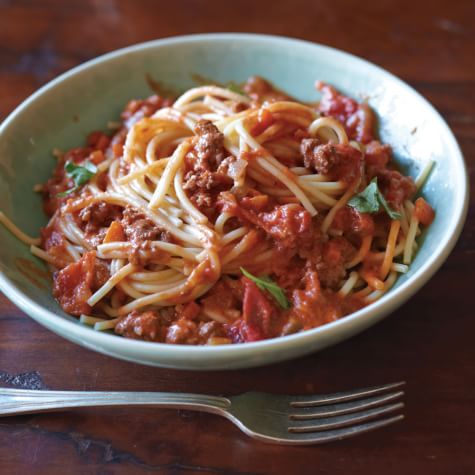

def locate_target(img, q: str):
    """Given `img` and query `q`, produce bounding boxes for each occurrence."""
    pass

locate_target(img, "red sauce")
[41,220,72,268]
[239,277,276,341]
[376,169,416,207]
[250,109,275,136]
[38,80,433,345]
[332,207,375,240]
[52,251,96,316]
[316,82,375,143]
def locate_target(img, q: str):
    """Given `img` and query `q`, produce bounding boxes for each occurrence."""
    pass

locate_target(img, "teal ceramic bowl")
[0,34,468,369]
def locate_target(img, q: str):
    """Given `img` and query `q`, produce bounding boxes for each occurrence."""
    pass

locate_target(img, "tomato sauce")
[38,80,433,345]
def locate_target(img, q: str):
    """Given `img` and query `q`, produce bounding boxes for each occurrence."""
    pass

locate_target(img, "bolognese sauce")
[0,76,435,344]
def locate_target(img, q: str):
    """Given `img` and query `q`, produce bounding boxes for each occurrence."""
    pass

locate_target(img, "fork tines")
[287,381,405,441]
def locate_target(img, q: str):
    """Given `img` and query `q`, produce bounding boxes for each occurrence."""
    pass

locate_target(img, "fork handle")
[0,388,231,417]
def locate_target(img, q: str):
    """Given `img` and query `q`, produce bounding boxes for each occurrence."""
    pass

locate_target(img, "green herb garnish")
[377,185,402,220]
[57,160,97,197]
[227,82,247,96]
[347,177,401,220]
[240,267,290,309]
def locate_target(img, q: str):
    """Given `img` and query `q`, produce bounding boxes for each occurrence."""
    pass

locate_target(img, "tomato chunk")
[240,277,275,342]
[414,197,435,226]
[52,251,96,315]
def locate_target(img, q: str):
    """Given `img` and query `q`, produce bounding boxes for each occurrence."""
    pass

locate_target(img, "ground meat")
[197,321,226,341]
[301,139,327,171]
[93,258,110,290]
[120,206,173,245]
[184,184,214,210]
[175,301,201,320]
[376,169,416,207]
[300,141,363,184]
[121,95,174,128]
[219,192,314,252]
[115,310,163,341]
[258,203,313,250]
[115,306,226,344]
[243,76,291,103]
[274,255,306,291]
[183,169,232,194]
[194,120,226,169]
[183,168,233,214]
[52,251,96,316]
[166,318,198,344]
[78,202,123,234]
[41,223,63,250]
[88,229,108,248]
[223,156,247,184]
[293,232,355,291]
[87,131,111,152]
[332,206,375,239]
[316,82,375,143]
[315,237,355,289]
[289,270,340,329]
[40,221,72,268]
[365,140,392,176]
[183,120,233,215]
[200,278,243,322]
[126,241,170,267]
[289,270,335,328]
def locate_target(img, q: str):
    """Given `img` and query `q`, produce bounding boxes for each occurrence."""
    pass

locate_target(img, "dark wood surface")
[1,1,474,473]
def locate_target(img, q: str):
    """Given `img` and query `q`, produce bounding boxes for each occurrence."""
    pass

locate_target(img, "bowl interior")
[0,34,467,368]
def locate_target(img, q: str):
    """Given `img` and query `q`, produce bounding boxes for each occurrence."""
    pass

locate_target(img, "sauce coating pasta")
[1,77,434,344]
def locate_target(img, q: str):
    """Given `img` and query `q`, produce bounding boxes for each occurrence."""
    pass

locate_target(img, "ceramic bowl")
[0,34,468,369]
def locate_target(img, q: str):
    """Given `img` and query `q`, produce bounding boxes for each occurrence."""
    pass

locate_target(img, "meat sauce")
[300,140,363,184]
[316,82,375,144]
[42,78,433,345]
[182,120,234,218]
[53,251,97,315]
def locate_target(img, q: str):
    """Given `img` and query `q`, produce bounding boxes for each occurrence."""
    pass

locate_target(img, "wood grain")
[0,0,474,473]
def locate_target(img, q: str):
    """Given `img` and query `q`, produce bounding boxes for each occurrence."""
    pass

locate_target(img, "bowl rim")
[0,33,469,364]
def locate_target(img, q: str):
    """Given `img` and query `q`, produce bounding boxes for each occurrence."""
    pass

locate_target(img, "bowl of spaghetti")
[0,34,468,369]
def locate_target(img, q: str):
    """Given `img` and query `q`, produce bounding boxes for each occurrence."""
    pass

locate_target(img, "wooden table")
[0,1,474,473]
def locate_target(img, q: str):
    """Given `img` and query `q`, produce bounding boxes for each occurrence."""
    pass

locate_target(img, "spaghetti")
[1,77,435,344]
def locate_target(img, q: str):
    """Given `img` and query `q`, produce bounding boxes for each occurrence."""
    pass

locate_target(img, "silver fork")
[0,382,404,445]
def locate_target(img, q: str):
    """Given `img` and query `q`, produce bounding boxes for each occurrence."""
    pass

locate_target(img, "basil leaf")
[240,267,290,310]
[57,160,97,197]
[347,178,380,214]
[376,187,402,220]
[348,177,401,220]
[65,160,97,186]
[56,186,79,198]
